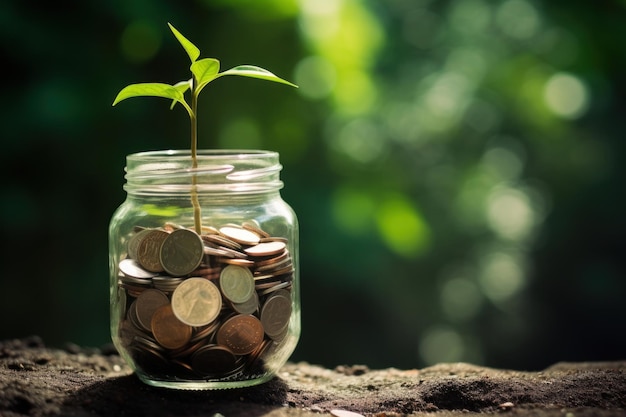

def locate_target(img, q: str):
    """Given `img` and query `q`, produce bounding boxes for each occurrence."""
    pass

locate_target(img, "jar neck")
[123,150,284,197]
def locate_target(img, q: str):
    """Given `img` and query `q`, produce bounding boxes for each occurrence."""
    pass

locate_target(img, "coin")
[219,226,261,246]
[219,265,255,304]
[151,304,193,350]
[254,250,290,269]
[160,228,204,276]
[171,277,222,326]
[152,276,185,293]
[203,234,243,251]
[191,344,239,376]
[127,228,152,260]
[217,257,255,267]
[244,241,286,257]
[137,229,169,272]
[231,291,259,315]
[201,225,220,235]
[242,221,270,238]
[134,289,170,333]
[119,258,156,279]
[260,289,292,339]
[260,281,292,296]
[216,314,265,355]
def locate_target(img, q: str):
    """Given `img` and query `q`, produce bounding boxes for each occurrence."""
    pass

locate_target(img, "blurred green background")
[1,0,624,371]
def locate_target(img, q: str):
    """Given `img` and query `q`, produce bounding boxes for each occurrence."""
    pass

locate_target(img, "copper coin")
[134,289,170,333]
[242,221,270,238]
[137,229,169,272]
[260,289,292,338]
[217,257,255,267]
[202,234,243,251]
[201,225,220,235]
[151,304,193,350]
[244,241,286,257]
[216,314,265,355]
[191,345,239,376]
[171,277,222,326]
[160,228,204,276]
[219,226,261,246]
[254,250,290,268]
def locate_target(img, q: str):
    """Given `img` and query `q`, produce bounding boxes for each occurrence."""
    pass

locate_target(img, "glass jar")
[108,149,300,389]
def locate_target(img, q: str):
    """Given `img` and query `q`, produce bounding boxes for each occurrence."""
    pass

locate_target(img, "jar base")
[136,372,276,390]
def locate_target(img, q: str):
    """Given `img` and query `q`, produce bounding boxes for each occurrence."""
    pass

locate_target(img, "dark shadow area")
[64,374,289,417]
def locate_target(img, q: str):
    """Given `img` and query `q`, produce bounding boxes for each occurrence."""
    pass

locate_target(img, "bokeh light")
[1,0,624,373]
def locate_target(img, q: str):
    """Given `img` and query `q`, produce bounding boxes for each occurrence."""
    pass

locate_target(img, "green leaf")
[168,22,200,63]
[170,79,192,110]
[112,83,193,116]
[219,65,298,88]
[191,58,221,91]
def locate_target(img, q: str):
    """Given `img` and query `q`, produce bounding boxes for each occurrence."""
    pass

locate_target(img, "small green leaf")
[113,82,193,117]
[219,65,298,88]
[191,58,221,91]
[168,23,200,63]
[173,79,192,93]
[113,83,186,106]
[170,79,192,110]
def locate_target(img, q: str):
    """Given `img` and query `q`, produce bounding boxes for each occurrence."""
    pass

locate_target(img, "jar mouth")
[124,149,283,195]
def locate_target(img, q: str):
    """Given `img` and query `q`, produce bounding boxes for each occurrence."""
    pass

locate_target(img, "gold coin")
[219,265,255,304]
[216,314,265,355]
[137,229,169,272]
[171,277,222,326]
[160,228,204,277]
[219,226,261,246]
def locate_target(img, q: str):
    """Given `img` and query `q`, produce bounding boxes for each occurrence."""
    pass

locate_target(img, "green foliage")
[112,22,297,233]
[113,22,296,126]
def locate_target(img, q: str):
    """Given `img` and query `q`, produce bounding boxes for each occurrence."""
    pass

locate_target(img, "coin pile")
[115,221,294,380]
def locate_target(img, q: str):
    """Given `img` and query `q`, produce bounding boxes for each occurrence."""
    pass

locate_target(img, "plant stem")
[190,78,202,234]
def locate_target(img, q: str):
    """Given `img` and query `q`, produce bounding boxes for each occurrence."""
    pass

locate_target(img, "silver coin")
[127,228,152,260]
[219,265,255,304]
[231,291,259,315]
[119,258,156,279]
[160,229,204,277]
[171,277,222,326]
[260,289,292,338]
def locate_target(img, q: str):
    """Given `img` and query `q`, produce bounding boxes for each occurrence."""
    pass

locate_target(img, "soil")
[0,336,624,417]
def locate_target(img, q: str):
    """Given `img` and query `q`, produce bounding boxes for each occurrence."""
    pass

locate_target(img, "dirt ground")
[0,336,624,417]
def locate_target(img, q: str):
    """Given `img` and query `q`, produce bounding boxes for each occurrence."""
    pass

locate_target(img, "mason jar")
[108,150,300,389]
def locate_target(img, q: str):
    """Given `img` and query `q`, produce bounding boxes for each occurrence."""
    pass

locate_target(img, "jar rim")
[127,149,278,161]
[124,149,283,196]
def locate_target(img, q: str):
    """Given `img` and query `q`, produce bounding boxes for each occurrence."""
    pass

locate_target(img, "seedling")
[113,23,297,233]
